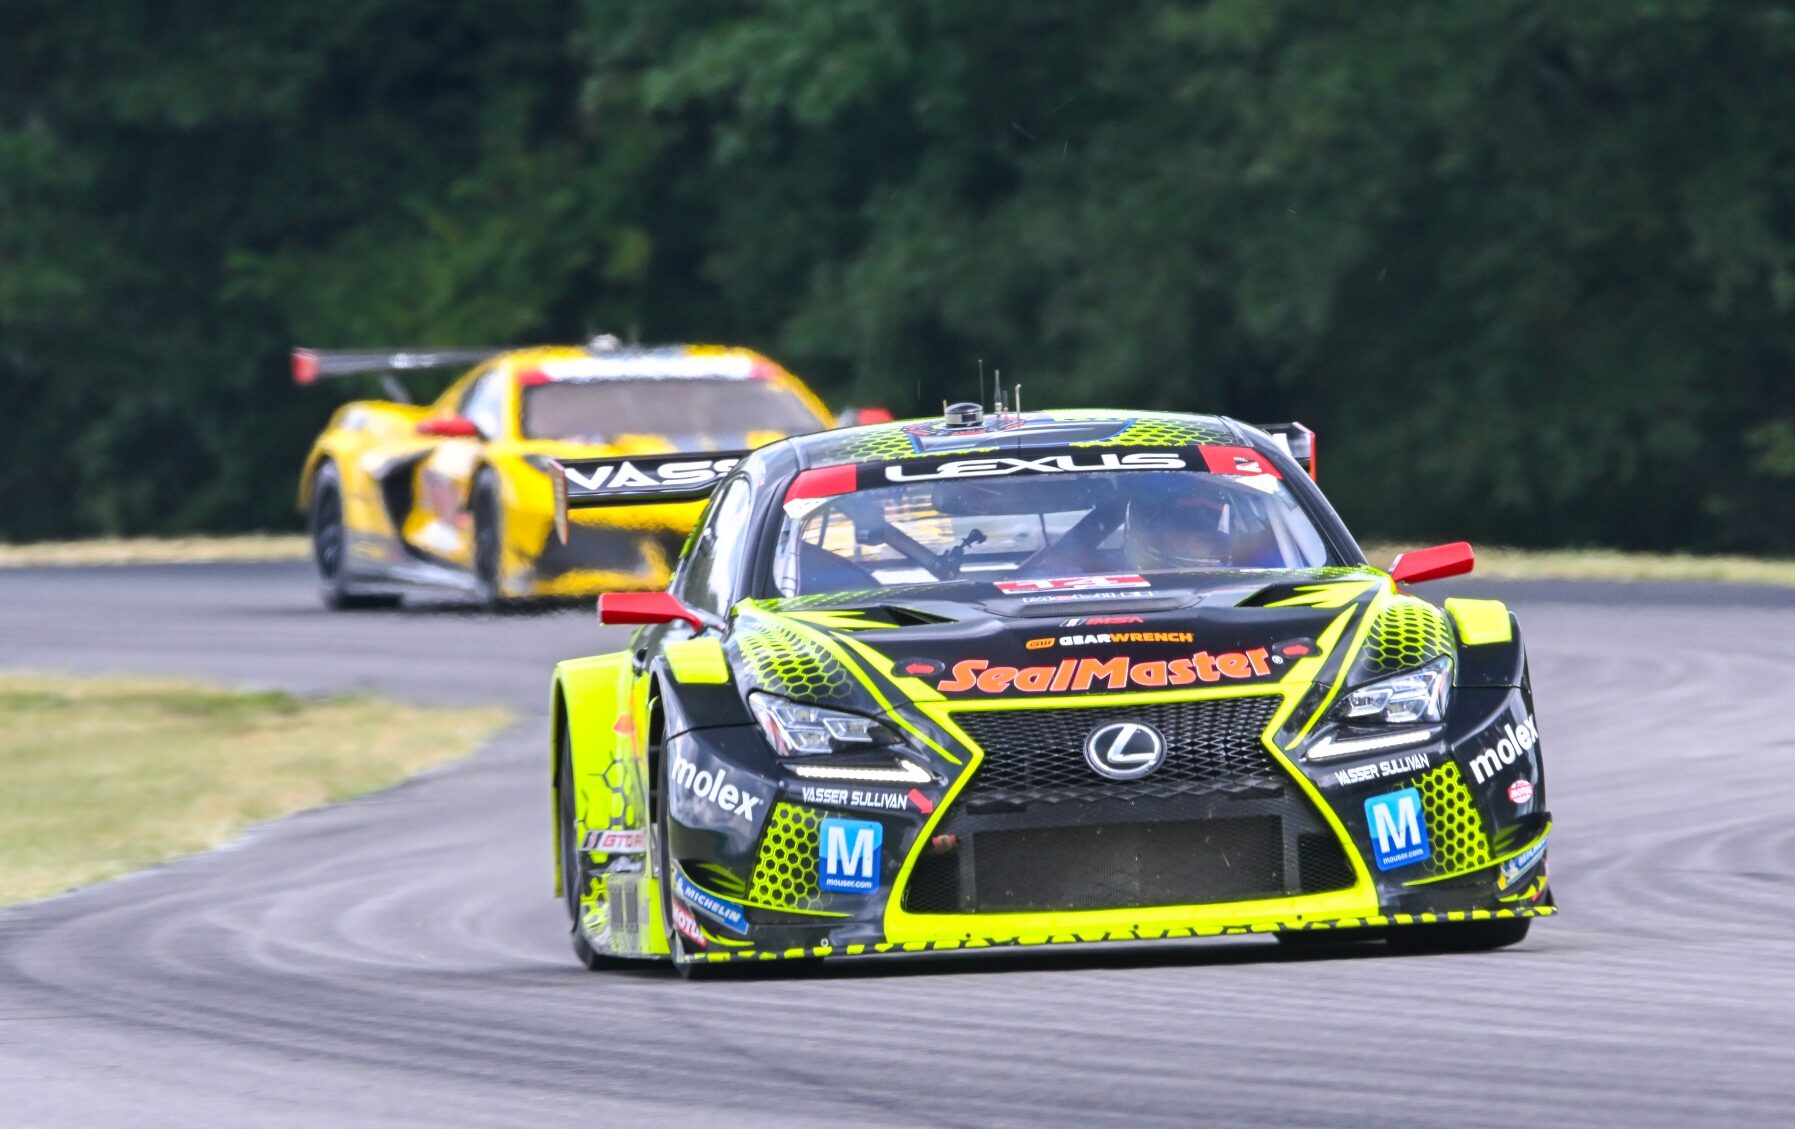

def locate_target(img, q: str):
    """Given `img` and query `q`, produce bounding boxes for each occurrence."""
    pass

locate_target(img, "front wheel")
[1385,915,1531,954]
[558,718,625,971]
[471,469,504,608]
[310,462,400,611]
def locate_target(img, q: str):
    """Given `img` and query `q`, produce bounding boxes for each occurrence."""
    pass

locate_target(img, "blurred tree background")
[3,0,1793,550]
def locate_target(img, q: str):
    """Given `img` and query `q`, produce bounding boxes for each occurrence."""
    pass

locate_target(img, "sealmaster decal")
[934,650,1273,694]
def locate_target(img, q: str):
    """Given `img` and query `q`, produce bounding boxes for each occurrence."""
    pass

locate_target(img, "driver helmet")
[1125,490,1232,570]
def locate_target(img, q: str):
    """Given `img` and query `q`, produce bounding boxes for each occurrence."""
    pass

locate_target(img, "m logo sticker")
[1365,787,1431,871]
[819,817,883,894]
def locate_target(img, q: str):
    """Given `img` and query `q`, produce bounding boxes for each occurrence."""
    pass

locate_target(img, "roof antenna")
[993,368,1005,414]
[1013,382,1022,415]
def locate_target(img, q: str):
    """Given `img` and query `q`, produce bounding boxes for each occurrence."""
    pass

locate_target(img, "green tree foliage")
[3,0,1792,550]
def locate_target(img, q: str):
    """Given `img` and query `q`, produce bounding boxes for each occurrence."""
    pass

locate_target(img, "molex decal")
[1365,788,1432,871]
[1468,713,1540,785]
[668,743,773,840]
[1084,722,1167,781]
[819,818,883,894]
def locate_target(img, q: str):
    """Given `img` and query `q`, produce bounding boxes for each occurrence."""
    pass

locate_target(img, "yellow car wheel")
[309,462,400,612]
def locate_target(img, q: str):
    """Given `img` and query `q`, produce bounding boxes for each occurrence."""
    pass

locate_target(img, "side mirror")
[416,416,481,438]
[1389,541,1475,585]
[598,591,707,633]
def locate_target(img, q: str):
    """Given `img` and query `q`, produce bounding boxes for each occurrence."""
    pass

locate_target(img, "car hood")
[734,567,1415,708]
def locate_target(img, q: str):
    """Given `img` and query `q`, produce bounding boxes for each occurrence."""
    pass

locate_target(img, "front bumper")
[661,683,1554,964]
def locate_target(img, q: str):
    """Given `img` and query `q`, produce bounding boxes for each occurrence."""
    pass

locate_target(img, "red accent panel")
[597,591,706,632]
[785,463,858,502]
[1199,445,1283,478]
[291,349,320,386]
[516,368,553,387]
[856,407,895,424]
[416,416,481,438]
[1390,541,1475,585]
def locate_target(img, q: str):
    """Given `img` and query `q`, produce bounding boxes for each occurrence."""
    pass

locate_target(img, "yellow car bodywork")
[296,345,833,602]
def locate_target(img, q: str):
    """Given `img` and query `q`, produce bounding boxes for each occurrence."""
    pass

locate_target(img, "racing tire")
[1385,915,1531,954]
[310,462,401,611]
[558,717,628,971]
[470,469,504,608]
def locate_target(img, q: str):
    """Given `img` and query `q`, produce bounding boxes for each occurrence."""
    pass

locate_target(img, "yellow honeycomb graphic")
[1364,598,1455,676]
[749,803,825,910]
[733,611,854,703]
[599,756,639,834]
[1072,417,1235,447]
[1411,761,1491,876]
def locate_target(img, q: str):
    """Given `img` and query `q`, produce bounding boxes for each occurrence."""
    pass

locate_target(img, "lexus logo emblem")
[1083,722,1167,781]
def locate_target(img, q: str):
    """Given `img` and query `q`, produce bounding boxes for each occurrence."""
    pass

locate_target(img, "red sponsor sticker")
[995,574,1149,594]
[1508,779,1534,805]
[1199,445,1283,479]
[671,902,707,949]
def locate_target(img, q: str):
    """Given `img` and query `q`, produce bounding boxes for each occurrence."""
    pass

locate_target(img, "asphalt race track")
[2,563,1793,1127]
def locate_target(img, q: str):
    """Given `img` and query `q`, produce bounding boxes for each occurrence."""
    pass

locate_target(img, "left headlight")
[749,693,901,757]
[1332,657,1452,725]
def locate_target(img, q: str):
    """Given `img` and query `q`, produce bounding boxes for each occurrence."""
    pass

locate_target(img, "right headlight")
[1332,657,1452,725]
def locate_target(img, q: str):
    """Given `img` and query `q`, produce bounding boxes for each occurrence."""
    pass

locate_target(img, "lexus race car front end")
[565,576,1552,969]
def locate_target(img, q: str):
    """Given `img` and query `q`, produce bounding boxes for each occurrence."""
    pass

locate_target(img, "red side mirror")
[598,591,706,632]
[416,416,481,438]
[1389,541,1475,585]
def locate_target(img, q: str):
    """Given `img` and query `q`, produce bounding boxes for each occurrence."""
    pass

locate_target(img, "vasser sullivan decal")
[886,451,1185,482]
[799,785,935,814]
[995,573,1149,594]
[935,650,1273,694]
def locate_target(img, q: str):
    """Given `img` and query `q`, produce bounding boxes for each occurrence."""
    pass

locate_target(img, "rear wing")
[550,452,750,543]
[291,347,511,403]
[1253,422,1317,480]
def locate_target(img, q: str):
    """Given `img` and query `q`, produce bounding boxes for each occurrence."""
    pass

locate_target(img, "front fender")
[551,650,638,897]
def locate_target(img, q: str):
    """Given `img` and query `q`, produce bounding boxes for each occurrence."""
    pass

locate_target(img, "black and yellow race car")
[548,406,1552,973]
[294,339,868,607]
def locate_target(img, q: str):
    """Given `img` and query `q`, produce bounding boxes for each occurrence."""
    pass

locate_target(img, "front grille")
[905,697,1355,914]
[953,698,1284,805]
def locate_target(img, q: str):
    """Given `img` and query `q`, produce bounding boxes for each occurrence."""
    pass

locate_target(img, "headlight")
[749,694,900,756]
[1332,657,1452,725]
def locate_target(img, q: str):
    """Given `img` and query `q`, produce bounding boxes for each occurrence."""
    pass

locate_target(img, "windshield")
[522,379,823,445]
[771,469,1336,598]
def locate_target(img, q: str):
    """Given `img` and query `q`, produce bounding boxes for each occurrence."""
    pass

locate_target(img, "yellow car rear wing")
[550,452,751,543]
[292,346,511,402]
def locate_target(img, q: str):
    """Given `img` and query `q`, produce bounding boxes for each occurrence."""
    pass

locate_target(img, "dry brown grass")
[0,674,508,905]
[0,534,309,568]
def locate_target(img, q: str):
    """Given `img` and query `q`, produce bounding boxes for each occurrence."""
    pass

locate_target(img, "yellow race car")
[294,339,869,608]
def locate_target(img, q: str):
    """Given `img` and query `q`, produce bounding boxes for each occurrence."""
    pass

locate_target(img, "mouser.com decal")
[818,818,883,894]
[1365,788,1431,871]
[934,650,1274,694]
[1468,713,1539,785]
[885,451,1185,482]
